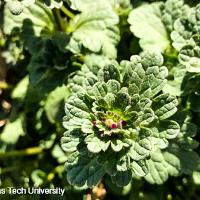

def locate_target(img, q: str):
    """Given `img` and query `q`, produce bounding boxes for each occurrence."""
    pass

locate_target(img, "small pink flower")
[120,120,126,127]
[93,120,97,127]
[111,123,117,129]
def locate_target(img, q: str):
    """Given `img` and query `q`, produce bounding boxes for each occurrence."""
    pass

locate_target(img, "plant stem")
[46,165,64,182]
[0,166,18,174]
[40,165,64,186]
[61,5,74,19]
[53,9,66,32]
[0,147,43,158]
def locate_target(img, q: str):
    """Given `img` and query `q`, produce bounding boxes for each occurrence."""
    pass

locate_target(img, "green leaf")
[0,114,26,144]
[81,120,94,133]
[26,65,68,102]
[63,93,94,131]
[148,137,169,149]
[143,66,168,97]
[193,168,200,185]
[67,0,95,11]
[104,177,132,196]
[162,64,187,96]
[51,144,68,163]
[140,51,164,68]
[67,2,119,58]
[163,151,181,176]
[7,0,24,15]
[64,94,92,121]
[97,151,117,176]
[167,144,200,174]
[92,82,108,99]
[85,134,110,153]
[171,4,200,50]
[67,0,131,12]
[128,140,151,161]
[142,108,155,124]
[131,160,148,177]
[11,76,29,99]
[145,149,180,184]
[123,52,167,98]
[106,80,120,93]
[65,151,79,168]
[159,120,180,139]
[111,140,124,152]
[145,133,200,185]
[4,1,55,35]
[52,32,70,53]
[128,2,170,52]
[179,36,200,72]
[114,92,130,110]
[98,63,120,82]
[67,0,103,11]
[112,170,132,187]
[161,0,189,32]
[123,57,145,92]
[138,98,152,109]
[67,155,105,187]
[116,154,130,172]
[61,130,81,152]
[153,93,178,120]
[45,85,70,123]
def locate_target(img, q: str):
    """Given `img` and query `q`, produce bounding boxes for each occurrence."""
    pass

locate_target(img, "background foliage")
[0,0,200,199]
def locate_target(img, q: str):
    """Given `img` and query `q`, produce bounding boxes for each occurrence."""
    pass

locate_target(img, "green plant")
[0,0,200,199]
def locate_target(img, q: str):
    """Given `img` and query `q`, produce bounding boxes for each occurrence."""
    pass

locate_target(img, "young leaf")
[4,1,56,35]
[67,1,119,58]
[128,2,170,52]
[67,155,106,187]
[179,36,200,72]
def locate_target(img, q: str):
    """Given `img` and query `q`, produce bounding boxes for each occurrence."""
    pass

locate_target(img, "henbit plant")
[128,0,200,72]
[128,0,190,54]
[1,0,200,199]
[61,51,199,187]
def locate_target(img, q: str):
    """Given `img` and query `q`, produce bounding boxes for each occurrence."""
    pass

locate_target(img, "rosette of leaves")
[61,52,181,187]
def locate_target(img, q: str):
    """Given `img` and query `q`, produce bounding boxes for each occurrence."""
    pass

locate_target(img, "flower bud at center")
[105,119,117,129]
